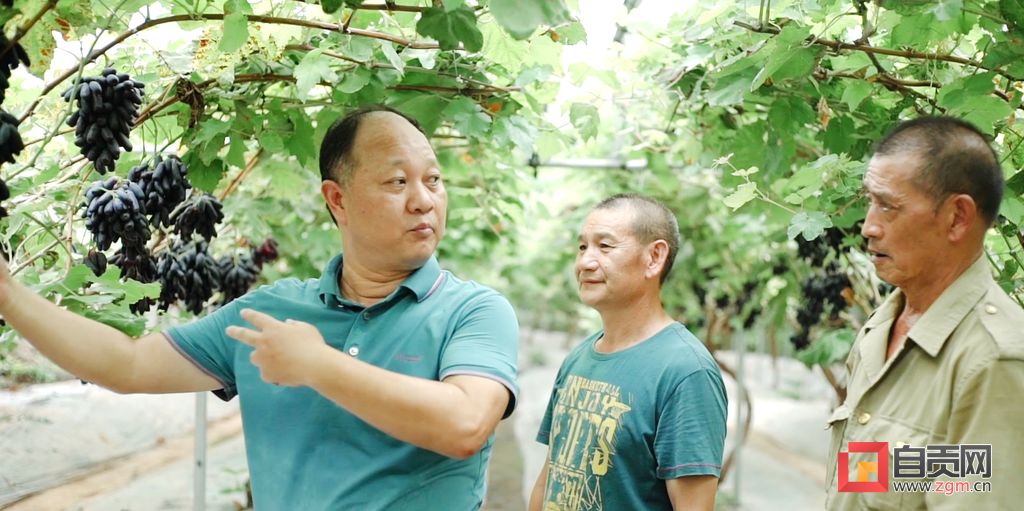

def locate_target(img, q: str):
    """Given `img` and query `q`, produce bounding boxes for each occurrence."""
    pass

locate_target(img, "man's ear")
[945,193,978,243]
[322,180,347,227]
[647,240,670,281]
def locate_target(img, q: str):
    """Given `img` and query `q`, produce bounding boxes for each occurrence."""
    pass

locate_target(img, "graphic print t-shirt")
[536,322,727,511]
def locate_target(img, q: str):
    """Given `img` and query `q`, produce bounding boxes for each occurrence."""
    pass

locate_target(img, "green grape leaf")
[841,80,872,110]
[723,183,758,210]
[183,153,227,193]
[1002,0,1024,29]
[219,11,249,52]
[294,49,338,101]
[491,0,570,40]
[788,212,833,241]
[416,6,484,52]
[931,0,963,21]
[558,21,587,44]
[380,42,405,76]
[569,102,600,142]
[322,0,344,14]
[796,329,855,368]
[444,97,491,137]
[1000,195,1024,225]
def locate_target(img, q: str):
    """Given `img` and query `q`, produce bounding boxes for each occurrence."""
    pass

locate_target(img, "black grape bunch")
[109,246,160,314]
[82,176,151,253]
[127,155,192,228]
[0,110,24,170]
[171,192,224,242]
[0,32,30,105]
[790,266,852,350]
[217,254,260,305]
[157,240,221,314]
[251,237,279,268]
[62,68,145,175]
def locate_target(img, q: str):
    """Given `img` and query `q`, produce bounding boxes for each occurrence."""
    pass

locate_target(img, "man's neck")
[338,253,414,307]
[596,292,674,353]
[900,250,981,318]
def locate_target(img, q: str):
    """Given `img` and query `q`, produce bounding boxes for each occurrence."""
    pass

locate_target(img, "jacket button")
[985,305,998,315]
[858,412,872,425]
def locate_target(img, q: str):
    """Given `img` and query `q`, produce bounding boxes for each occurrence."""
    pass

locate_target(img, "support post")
[194,392,207,511]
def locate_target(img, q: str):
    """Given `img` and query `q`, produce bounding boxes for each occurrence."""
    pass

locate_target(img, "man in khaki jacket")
[826,116,1024,510]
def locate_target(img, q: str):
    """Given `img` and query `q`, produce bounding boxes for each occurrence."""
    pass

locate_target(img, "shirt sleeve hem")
[440,367,518,419]
[162,331,238,401]
[656,463,722,480]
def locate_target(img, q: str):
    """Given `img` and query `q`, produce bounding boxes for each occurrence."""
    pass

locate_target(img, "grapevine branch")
[219,147,264,201]
[286,43,521,92]
[19,13,445,121]
[734,20,1024,81]
[0,0,56,62]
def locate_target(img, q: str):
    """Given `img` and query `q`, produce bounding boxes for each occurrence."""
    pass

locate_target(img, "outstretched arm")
[0,256,221,394]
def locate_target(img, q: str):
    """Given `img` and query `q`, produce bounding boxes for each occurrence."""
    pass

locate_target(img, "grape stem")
[10,238,62,276]
[219,147,264,201]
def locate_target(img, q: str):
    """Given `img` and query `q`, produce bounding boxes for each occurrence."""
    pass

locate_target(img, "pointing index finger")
[239,308,280,330]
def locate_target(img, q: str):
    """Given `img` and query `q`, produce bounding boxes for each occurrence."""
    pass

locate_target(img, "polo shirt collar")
[317,254,445,306]
[399,255,444,301]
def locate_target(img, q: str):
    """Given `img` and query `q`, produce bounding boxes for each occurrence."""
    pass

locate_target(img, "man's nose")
[407,181,433,213]
[862,207,882,239]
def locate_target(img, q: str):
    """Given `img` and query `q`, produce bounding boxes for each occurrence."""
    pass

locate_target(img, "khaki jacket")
[826,256,1024,510]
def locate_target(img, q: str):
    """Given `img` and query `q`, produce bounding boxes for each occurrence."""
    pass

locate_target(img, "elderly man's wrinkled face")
[339,113,447,270]
[861,152,949,290]
[575,208,649,310]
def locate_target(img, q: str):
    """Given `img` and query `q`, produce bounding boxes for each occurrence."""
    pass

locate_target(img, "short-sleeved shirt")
[535,322,727,511]
[163,254,519,511]
[826,256,1024,510]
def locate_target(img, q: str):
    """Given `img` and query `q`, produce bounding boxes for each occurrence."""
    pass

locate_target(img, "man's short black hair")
[873,116,1004,226]
[319,104,425,186]
[592,193,681,286]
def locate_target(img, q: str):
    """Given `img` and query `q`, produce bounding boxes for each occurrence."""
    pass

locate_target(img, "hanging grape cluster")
[171,192,224,242]
[790,267,852,350]
[62,68,144,175]
[82,177,151,251]
[251,237,280,268]
[0,110,24,170]
[128,155,191,228]
[217,255,260,305]
[110,247,160,313]
[0,34,30,105]
[157,240,222,314]
[83,250,107,277]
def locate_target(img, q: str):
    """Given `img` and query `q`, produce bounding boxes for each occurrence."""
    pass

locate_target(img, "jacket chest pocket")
[836,412,932,511]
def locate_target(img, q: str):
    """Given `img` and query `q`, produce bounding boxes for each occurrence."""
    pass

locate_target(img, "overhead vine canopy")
[0,0,576,339]
[1,0,1023,381]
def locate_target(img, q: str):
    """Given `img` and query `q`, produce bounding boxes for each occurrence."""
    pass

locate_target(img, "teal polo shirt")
[162,254,520,511]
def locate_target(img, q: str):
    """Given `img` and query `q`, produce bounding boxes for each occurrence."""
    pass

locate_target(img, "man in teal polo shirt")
[0,105,519,510]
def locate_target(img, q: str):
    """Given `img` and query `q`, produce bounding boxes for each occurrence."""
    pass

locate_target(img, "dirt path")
[6,415,243,511]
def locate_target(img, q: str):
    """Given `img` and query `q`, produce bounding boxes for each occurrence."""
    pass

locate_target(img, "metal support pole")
[733,330,746,504]
[194,392,207,511]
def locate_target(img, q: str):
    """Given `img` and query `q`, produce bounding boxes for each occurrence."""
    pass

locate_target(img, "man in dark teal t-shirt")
[0,105,519,511]
[529,194,727,511]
